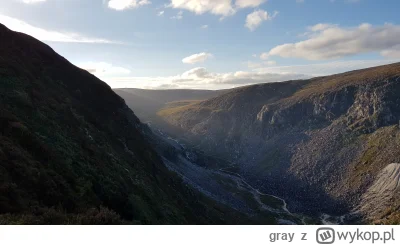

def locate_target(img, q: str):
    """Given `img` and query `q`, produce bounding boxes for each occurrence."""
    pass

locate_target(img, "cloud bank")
[267,23,400,60]
[100,66,310,89]
[87,59,400,89]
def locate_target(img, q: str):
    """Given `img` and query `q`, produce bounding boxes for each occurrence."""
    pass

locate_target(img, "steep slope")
[143,127,314,225]
[158,80,310,159]
[359,163,400,224]
[0,23,245,224]
[158,63,400,223]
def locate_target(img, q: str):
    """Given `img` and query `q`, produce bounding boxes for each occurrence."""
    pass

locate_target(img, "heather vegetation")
[0,24,249,224]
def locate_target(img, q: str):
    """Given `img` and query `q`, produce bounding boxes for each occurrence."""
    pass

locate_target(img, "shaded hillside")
[0,23,247,224]
[158,63,400,224]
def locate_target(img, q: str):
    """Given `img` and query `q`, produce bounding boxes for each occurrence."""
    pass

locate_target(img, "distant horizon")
[2,0,400,89]
[112,60,400,90]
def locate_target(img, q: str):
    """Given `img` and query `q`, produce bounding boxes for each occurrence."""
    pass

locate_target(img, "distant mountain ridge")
[154,63,400,224]
[113,88,225,127]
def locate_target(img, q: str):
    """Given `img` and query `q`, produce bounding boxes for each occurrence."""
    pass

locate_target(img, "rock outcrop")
[157,63,400,223]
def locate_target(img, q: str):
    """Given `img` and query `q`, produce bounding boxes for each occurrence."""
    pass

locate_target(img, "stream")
[219,168,307,224]
[155,127,346,225]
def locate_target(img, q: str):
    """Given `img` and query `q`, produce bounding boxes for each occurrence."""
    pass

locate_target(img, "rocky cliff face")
[158,64,400,223]
[359,163,400,223]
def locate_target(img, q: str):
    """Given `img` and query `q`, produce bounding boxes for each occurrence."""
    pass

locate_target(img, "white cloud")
[169,0,267,17]
[158,10,165,16]
[0,14,120,44]
[309,23,335,31]
[235,0,267,8]
[107,0,151,11]
[260,52,269,60]
[267,23,400,60]
[201,25,209,29]
[171,10,183,19]
[170,0,235,16]
[20,0,46,3]
[182,52,213,64]
[245,10,278,31]
[78,62,131,76]
[181,67,211,79]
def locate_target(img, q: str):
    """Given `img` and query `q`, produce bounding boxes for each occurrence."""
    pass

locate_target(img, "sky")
[1,0,400,90]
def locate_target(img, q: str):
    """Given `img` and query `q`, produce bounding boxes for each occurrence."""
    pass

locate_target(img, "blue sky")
[1,0,400,89]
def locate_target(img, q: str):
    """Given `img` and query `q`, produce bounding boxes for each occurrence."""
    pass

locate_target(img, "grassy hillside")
[0,23,248,224]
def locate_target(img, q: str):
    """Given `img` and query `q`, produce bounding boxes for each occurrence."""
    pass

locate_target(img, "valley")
[1,20,399,225]
[149,127,311,224]
[116,64,400,225]
[143,123,351,225]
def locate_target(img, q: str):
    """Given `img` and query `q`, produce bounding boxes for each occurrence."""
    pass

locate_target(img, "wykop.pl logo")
[317,228,335,244]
